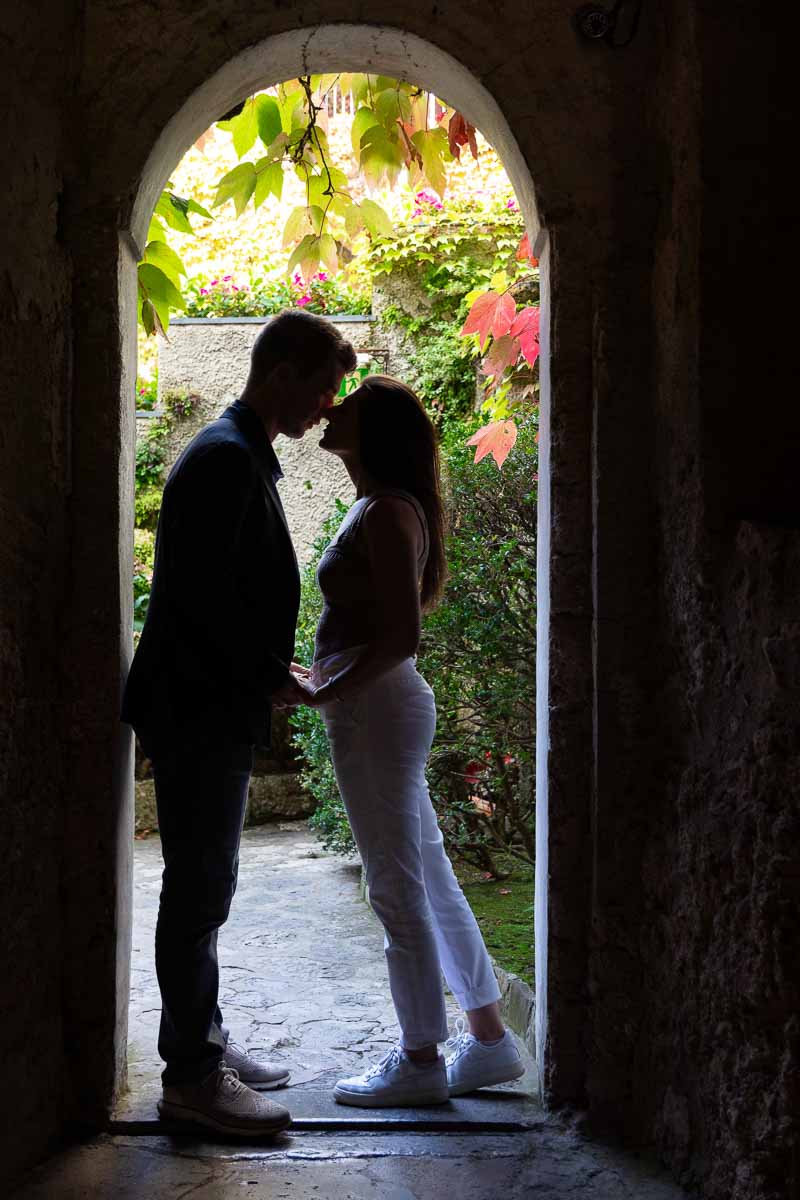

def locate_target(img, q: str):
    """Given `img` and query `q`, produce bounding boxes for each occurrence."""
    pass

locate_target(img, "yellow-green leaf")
[255,94,282,147]
[282,206,313,248]
[360,198,393,239]
[147,215,167,243]
[351,106,381,156]
[345,203,364,237]
[213,163,256,215]
[254,160,283,208]
[143,240,187,286]
[231,97,259,157]
[319,233,339,272]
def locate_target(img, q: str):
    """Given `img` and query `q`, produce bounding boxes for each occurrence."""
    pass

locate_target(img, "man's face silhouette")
[275,358,345,439]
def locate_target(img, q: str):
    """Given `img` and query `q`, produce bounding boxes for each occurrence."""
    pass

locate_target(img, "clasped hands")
[272,662,325,710]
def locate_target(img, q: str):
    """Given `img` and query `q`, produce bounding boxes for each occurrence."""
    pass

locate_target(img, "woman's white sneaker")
[333,1045,450,1107]
[445,1018,525,1095]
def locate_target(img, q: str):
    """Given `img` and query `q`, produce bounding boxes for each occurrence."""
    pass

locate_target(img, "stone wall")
[0,5,793,1197]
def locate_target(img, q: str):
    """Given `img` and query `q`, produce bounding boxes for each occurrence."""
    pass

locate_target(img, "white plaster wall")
[156,318,386,565]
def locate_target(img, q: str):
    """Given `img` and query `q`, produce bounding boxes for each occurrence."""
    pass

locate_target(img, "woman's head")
[319,375,447,609]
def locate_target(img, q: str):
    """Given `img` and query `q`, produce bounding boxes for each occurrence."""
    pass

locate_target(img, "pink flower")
[222,274,233,281]
[210,279,218,286]
[199,287,208,295]
[231,285,239,291]
[293,272,303,285]
[296,295,311,306]
[139,387,146,394]
[317,271,328,281]
[506,198,517,210]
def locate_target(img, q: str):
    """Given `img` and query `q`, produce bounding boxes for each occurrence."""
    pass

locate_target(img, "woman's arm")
[306,495,424,705]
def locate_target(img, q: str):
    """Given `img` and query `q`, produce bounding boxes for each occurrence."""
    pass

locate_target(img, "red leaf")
[510,305,540,367]
[447,112,479,161]
[466,420,518,469]
[481,334,520,377]
[461,292,518,351]
[516,232,538,266]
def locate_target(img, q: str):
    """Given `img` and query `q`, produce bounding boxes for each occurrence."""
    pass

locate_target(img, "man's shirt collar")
[229,399,283,484]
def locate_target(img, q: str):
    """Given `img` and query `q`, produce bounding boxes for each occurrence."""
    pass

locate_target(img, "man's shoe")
[223,1039,291,1089]
[333,1045,449,1108]
[444,1018,525,1095]
[158,1064,292,1136]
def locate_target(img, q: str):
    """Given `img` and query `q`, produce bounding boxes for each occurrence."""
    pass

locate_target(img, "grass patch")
[455,855,534,989]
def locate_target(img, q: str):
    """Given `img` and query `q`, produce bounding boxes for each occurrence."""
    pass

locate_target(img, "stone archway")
[63,17,599,1133]
[127,19,551,1093]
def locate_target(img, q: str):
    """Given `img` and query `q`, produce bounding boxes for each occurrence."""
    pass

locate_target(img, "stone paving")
[124,820,533,1116]
[8,822,690,1198]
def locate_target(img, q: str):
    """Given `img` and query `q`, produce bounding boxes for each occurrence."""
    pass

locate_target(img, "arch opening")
[122,22,551,1105]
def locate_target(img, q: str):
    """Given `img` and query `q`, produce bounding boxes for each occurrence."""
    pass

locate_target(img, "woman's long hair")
[356,375,447,611]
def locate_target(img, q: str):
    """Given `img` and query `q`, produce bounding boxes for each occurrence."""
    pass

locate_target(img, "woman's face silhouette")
[318,386,362,461]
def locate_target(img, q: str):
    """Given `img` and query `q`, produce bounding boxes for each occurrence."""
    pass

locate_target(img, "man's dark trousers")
[153,737,253,1086]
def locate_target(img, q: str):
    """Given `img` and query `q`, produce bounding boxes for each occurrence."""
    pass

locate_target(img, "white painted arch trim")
[130,23,541,253]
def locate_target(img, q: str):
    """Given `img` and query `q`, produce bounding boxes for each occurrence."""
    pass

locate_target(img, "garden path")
[119,820,537,1126]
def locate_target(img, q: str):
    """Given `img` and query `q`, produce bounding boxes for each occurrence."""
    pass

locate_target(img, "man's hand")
[290,660,310,679]
[272,674,313,710]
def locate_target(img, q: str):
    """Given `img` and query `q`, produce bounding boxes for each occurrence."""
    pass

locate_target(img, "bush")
[183,270,371,318]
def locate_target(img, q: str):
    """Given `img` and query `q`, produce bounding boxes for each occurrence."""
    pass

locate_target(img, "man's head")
[243,309,357,440]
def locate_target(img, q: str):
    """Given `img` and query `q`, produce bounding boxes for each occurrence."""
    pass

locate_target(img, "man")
[122,310,356,1136]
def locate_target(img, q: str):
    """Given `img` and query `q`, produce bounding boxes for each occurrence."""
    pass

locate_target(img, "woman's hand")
[290,660,310,678]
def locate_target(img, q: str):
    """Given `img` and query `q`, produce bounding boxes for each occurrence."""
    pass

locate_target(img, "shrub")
[183,270,371,318]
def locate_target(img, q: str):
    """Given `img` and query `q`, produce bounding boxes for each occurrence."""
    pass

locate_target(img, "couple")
[122,310,524,1138]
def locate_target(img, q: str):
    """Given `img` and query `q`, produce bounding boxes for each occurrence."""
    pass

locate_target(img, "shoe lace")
[214,1064,246,1096]
[363,1046,403,1080]
[444,1017,473,1062]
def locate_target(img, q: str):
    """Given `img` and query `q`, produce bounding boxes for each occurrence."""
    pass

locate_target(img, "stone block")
[246,772,315,823]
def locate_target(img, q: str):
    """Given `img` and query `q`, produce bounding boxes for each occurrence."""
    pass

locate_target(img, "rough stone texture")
[123,822,537,1116]
[1,4,793,1198]
[9,1125,690,1200]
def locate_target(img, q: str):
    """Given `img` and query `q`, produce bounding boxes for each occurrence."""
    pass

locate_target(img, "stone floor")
[8,823,691,1198]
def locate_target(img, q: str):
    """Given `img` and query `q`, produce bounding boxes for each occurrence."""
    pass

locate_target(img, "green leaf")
[360,126,405,187]
[360,198,393,239]
[253,160,283,208]
[375,87,410,129]
[319,233,339,272]
[279,87,304,133]
[287,234,320,281]
[141,297,156,336]
[143,240,187,287]
[411,128,450,199]
[138,263,185,311]
[213,163,256,215]
[351,106,381,155]
[154,192,194,234]
[231,97,259,158]
[256,94,282,147]
[282,205,313,248]
[308,205,326,236]
[344,203,364,237]
[147,215,167,243]
[186,198,213,220]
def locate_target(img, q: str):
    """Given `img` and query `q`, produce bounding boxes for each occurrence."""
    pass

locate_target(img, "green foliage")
[136,372,159,411]
[183,270,370,318]
[287,500,353,854]
[456,856,534,986]
[135,429,167,491]
[372,199,532,424]
[419,413,538,875]
[134,485,164,533]
[138,75,484,334]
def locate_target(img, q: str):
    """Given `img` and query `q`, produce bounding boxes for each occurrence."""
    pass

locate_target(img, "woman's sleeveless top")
[313,488,430,666]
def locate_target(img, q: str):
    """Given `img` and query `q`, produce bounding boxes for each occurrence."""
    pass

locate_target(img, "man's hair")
[249,309,357,381]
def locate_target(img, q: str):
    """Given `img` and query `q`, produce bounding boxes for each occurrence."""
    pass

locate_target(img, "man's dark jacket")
[122,400,300,756]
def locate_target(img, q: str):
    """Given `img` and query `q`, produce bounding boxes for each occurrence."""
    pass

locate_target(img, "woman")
[292,376,525,1107]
